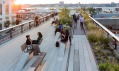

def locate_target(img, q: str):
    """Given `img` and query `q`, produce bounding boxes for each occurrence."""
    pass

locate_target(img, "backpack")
[56,41,60,47]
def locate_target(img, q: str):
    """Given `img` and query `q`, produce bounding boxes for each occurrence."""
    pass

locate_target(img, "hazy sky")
[15,0,119,4]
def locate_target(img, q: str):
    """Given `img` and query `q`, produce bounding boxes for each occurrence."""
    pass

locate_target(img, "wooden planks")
[71,35,98,71]
[82,35,93,71]
[83,36,98,71]
[68,38,74,71]
[74,36,80,71]
[14,53,29,71]
[31,52,46,67]
[0,18,54,71]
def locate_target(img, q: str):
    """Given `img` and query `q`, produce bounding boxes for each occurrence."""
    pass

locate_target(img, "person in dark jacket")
[26,35,32,50]
[61,29,69,44]
[32,32,43,44]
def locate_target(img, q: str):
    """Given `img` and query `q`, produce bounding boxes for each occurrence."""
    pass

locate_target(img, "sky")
[15,0,119,4]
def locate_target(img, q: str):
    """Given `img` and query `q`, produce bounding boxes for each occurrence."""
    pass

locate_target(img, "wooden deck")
[0,16,98,71]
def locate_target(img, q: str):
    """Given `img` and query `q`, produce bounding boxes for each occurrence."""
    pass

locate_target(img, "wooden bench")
[27,52,46,71]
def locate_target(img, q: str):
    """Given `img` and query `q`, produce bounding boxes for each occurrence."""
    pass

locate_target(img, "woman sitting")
[26,35,32,50]
[32,32,43,44]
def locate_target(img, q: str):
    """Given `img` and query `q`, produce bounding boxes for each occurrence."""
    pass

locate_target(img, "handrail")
[0,13,51,32]
[89,16,119,42]
[95,18,119,19]
[81,8,119,42]
[0,13,54,44]
[0,20,34,32]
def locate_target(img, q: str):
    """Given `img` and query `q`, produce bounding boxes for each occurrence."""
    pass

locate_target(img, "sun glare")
[15,0,27,4]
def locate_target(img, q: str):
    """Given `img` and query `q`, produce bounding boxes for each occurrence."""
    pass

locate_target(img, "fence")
[0,13,54,44]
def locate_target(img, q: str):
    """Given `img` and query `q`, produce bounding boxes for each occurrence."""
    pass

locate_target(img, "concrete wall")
[96,18,119,30]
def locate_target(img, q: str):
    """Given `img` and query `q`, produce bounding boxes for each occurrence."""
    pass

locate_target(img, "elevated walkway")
[0,16,98,71]
[68,20,98,71]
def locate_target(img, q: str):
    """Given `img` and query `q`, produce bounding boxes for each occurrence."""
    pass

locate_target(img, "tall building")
[116,3,119,7]
[111,2,115,4]
[0,0,14,29]
[59,1,64,6]
[0,0,20,29]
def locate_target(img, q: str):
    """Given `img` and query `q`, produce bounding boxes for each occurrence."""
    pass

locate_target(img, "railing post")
[114,39,117,50]
[29,22,31,29]
[107,33,109,39]
[21,25,23,33]
[10,28,13,38]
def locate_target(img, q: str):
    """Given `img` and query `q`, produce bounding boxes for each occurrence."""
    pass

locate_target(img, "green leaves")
[99,63,119,71]
[58,8,72,25]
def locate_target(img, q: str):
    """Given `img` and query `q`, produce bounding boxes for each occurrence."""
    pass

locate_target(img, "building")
[0,0,29,29]
[116,3,119,7]
[59,1,64,6]
[111,2,115,4]
[0,0,15,29]
[94,7,119,14]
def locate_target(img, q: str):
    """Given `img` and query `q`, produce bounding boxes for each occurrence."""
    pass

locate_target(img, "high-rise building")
[0,0,16,29]
[111,2,115,4]
[116,3,119,7]
[59,1,64,6]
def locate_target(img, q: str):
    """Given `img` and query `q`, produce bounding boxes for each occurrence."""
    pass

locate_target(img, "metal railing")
[0,13,54,44]
[81,9,119,50]
[89,16,119,50]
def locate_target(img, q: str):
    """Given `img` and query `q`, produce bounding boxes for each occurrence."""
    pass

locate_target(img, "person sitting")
[60,29,69,52]
[32,32,43,44]
[61,29,69,43]
[26,35,32,50]
[25,35,41,55]
[59,23,63,30]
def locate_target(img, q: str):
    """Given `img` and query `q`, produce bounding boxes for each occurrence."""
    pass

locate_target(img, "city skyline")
[15,0,119,4]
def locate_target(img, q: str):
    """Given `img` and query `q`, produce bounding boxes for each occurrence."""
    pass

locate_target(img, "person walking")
[35,16,39,27]
[79,15,84,30]
[73,13,78,28]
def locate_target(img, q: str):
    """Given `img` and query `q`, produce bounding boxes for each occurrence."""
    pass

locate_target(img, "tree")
[88,8,96,15]
[58,8,72,25]
[4,20,11,28]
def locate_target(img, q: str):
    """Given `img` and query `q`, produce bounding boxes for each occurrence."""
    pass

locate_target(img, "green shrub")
[99,63,119,71]
[114,65,119,71]
[99,63,111,71]
[88,33,98,43]
[99,36,109,47]
[58,8,72,25]
[4,20,11,28]
[86,23,97,31]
